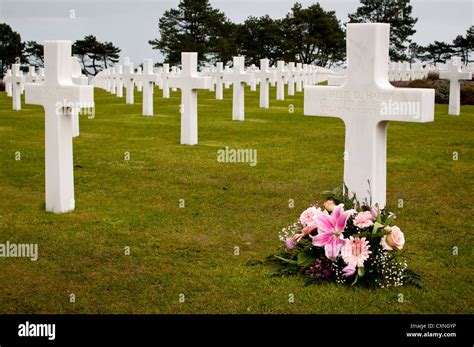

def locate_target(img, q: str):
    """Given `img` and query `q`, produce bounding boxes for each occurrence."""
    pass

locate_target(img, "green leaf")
[375,204,382,223]
[297,252,316,268]
[273,255,298,265]
[372,222,384,234]
[358,267,365,277]
[351,273,359,286]
[384,215,393,227]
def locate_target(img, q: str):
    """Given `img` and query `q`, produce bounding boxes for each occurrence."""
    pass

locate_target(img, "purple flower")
[309,259,334,280]
[342,265,356,277]
[371,205,378,218]
[285,238,296,250]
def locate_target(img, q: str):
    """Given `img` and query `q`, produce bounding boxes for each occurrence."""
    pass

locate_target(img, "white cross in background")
[209,62,225,100]
[25,66,37,84]
[304,23,434,208]
[161,63,171,98]
[114,65,124,98]
[136,66,143,92]
[134,59,157,116]
[287,62,296,96]
[224,66,231,89]
[122,63,135,104]
[155,67,164,89]
[110,67,117,94]
[170,66,179,92]
[3,69,13,97]
[105,69,111,92]
[10,64,25,111]
[275,61,286,100]
[439,57,472,116]
[223,56,253,121]
[168,52,211,145]
[295,63,304,92]
[255,58,276,109]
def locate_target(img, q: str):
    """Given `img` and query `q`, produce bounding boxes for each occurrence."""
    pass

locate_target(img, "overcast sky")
[0,0,472,65]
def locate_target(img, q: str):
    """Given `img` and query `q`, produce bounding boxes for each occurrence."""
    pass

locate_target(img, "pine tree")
[148,0,231,65]
[0,23,24,78]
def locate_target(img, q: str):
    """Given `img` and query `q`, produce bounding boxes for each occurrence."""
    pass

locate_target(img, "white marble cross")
[275,61,286,100]
[25,66,37,84]
[25,40,94,213]
[388,62,396,81]
[295,63,304,92]
[248,64,258,92]
[168,52,211,145]
[36,68,45,83]
[302,64,309,86]
[393,62,402,81]
[410,62,422,80]
[71,57,89,137]
[162,63,171,98]
[154,67,163,89]
[3,69,13,97]
[114,65,124,97]
[11,64,25,110]
[122,63,135,104]
[255,58,276,109]
[171,66,179,92]
[209,62,224,100]
[110,67,117,94]
[224,66,231,89]
[401,62,411,81]
[304,23,434,208]
[136,67,143,92]
[104,68,111,92]
[287,62,296,96]
[224,56,253,121]
[134,59,156,116]
[439,58,472,116]
[204,67,215,92]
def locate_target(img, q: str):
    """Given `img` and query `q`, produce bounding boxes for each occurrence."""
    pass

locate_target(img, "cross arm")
[439,70,472,81]
[25,83,94,109]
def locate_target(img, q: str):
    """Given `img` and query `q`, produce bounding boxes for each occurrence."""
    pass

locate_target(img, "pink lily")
[311,204,353,260]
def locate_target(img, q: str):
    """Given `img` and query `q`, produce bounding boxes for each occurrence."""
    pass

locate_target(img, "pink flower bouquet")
[272,186,421,288]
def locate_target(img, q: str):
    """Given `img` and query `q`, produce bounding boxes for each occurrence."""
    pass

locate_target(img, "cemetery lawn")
[0,86,472,314]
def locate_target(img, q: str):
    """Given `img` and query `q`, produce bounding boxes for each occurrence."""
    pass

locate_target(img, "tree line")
[407,27,473,65]
[148,1,346,67]
[149,0,472,66]
[0,23,120,78]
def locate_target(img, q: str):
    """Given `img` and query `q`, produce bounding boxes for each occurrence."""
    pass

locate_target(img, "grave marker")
[304,24,434,207]
[25,40,94,213]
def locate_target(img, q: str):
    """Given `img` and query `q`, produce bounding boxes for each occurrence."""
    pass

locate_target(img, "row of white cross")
[388,60,472,82]
[389,62,432,81]
[92,57,332,109]
[89,55,334,145]
[1,24,471,215]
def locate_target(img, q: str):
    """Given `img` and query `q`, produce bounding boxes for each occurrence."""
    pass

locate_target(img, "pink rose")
[353,211,374,229]
[323,199,336,212]
[299,206,322,230]
[380,226,405,251]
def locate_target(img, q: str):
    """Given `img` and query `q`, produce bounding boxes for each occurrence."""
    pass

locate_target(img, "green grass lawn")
[0,85,472,314]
